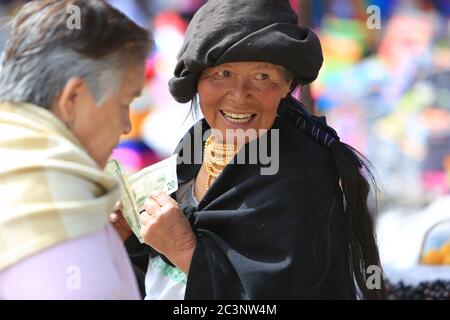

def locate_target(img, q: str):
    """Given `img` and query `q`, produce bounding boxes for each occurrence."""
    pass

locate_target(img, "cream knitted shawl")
[0,102,119,270]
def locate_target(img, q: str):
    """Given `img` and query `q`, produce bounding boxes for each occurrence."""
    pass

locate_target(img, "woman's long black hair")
[279,92,386,299]
[331,142,385,299]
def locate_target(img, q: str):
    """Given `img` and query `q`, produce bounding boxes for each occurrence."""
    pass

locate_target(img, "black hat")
[169,0,323,103]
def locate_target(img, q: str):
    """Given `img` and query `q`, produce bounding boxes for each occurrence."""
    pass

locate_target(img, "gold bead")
[204,135,239,190]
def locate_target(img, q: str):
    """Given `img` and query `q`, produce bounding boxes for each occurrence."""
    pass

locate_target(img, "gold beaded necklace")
[204,136,239,189]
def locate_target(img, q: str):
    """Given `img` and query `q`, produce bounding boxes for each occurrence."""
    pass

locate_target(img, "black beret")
[169,0,323,103]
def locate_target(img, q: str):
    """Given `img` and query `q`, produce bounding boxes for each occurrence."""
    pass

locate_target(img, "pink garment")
[0,223,140,300]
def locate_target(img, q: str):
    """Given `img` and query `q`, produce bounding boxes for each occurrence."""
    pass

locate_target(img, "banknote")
[129,154,178,211]
[106,154,178,243]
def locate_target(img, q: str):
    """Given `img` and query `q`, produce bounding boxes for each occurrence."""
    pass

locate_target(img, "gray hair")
[0,48,119,108]
[0,0,151,109]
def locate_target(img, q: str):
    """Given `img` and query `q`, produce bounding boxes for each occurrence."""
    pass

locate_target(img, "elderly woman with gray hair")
[0,0,151,299]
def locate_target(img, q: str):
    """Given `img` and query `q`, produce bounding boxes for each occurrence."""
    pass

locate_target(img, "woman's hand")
[109,202,133,242]
[140,193,197,274]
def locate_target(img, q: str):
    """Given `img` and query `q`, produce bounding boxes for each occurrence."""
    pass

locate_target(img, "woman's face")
[197,61,292,144]
[52,64,145,168]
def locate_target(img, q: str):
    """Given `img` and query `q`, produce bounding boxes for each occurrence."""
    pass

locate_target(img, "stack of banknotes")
[106,154,178,242]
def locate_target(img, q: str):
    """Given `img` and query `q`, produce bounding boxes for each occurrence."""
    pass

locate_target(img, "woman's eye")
[255,73,269,80]
[217,70,231,77]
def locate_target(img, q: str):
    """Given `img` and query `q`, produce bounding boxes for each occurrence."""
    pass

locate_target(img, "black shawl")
[126,109,356,300]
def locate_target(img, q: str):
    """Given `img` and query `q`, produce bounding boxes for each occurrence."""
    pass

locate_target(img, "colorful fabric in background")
[105,2,196,174]
[313,4,450,209]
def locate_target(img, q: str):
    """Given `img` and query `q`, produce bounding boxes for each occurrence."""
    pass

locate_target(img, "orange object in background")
[122,109,152,141]
[421,242,450,265]
[443,256,450,265]
[422,249,443,265]
[440,243,450,259]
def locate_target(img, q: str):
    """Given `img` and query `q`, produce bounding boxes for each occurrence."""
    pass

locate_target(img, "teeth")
[222,111,254,119]
[226,118,249,123]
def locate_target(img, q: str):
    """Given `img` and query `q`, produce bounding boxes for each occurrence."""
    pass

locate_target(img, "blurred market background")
[1,0,449,299]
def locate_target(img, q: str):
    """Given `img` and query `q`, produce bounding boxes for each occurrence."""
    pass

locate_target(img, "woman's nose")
[228,78,252,103]
[122,113,132,135]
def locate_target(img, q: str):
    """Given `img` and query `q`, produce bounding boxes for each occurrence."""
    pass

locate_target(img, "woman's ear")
[51,78,86,127]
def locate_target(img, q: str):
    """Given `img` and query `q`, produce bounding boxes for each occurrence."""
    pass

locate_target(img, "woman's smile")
[219,109,257,125]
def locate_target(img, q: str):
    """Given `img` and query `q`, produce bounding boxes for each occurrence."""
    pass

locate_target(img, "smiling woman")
[121,0,386,300]
[197,62,293,143]
[0,0,152,299]
[194,61,294,196]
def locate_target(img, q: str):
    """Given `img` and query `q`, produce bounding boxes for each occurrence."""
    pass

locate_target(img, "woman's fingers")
[141,196,161,225]
[144,196,161,214]
[109,201,132,242]
[138,195,196,272]
[109,212,119,222]
[140,211,151,226]
[109,201,122,222]
[152,192,177,208]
